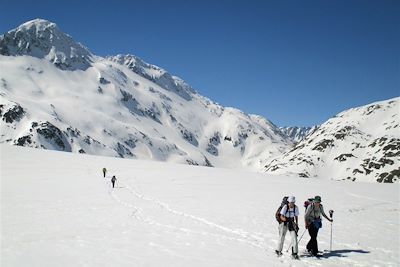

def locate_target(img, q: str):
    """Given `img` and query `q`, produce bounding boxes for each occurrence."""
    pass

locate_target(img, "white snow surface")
[1,144,399,266]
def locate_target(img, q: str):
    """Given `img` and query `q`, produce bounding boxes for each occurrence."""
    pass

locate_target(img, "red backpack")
[304,198,314,211]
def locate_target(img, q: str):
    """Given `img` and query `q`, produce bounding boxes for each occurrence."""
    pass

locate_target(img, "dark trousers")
[112,181,115,188]
[306,224,319,255]
[103,172,106,178]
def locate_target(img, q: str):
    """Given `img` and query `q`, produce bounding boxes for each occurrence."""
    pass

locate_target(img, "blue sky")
[1,0,399,126]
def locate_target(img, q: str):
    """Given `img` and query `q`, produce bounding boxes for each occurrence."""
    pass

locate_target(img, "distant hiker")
[111,175,117,188]
[304,195,333,257]
[275,196,300,259]
[102,167,107,178]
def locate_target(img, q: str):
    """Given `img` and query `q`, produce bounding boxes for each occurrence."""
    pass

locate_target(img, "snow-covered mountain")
[0,19,291,171]
[0,19,93,70]
[1,19,398,181]
[265,98,400,183]
[279,126,318,143]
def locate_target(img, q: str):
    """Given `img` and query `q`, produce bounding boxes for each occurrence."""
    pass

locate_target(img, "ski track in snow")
[3,144,398,267]
[105,177,267,250]
[105,176,397,266]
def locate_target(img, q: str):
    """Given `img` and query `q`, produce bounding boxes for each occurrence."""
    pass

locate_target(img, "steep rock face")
[265,98,400,183]
[0,19,291,172]
[0,19,93,70]
[279,126,318,143]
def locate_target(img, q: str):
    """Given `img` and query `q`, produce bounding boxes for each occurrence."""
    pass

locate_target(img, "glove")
[294,223,299,233]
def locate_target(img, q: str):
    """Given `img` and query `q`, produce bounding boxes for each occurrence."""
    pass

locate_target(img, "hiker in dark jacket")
[102,168,107,178]
[111,175,117,188]
[304,195,333,256]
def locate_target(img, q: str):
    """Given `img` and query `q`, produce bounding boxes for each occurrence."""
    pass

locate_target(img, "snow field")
[1,145,399,266]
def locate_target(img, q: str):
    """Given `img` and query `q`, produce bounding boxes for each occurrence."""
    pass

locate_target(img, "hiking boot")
[275,250,282,257]
[292,253,300,260]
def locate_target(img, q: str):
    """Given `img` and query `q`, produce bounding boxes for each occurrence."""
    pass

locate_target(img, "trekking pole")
[329,210,334,251]
[286,242,292,253]
[286,228,306,252]
[298,228,307,244]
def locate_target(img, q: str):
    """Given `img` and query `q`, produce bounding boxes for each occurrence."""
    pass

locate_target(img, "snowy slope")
[1,144,399,266]
[0,19,291,172]
[265,98,400,183]
[279,126,318,143]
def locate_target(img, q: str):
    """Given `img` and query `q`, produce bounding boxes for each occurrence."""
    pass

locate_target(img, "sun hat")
[314,196,322,202]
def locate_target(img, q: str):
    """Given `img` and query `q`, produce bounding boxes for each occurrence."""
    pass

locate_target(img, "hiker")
[111,175,117,188]
[275,196,300,259]
[102,167,107,178]
[304,195,333,257]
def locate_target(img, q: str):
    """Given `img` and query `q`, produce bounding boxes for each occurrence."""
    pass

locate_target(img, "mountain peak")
[17,18,58,31]
[0,18,93,70]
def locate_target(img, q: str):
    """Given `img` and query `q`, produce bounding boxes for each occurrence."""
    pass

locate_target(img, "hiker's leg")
[290,230,298,254]
[309,225,319,255]
[276,223,287,252]
[306,227,313,251]
[313,228,319,254]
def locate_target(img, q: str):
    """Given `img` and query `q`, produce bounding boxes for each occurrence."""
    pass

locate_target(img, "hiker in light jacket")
[276,196,300,259]
[304,195,333,256]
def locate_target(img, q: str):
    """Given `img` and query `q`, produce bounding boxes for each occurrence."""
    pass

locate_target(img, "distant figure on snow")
[102,167,107,178]
[111,175,117,188]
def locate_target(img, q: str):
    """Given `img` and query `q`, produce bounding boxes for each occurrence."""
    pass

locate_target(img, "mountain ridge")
[1,19,399,182]
[265,97,400,183]
[279,126,318,143]
[0,19,292,172]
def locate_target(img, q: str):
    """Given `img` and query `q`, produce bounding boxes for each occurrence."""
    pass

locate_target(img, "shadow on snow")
[323,249,370,258]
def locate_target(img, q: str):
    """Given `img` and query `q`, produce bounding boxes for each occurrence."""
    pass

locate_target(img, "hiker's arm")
[322,213,333,222]
[321,205,333,222]
[295,215,298,225]
[279,205,288,222]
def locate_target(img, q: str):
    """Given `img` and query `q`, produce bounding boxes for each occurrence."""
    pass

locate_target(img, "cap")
[288,196,296,203]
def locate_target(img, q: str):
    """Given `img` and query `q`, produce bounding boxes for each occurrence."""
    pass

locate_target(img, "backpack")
[304,198,314,211]
[275,196,288,223]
